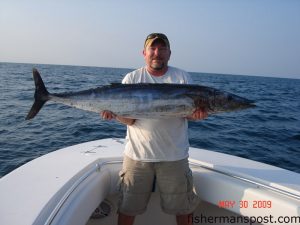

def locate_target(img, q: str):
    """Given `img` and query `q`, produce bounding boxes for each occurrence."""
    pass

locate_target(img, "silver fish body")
[26,69,255,120]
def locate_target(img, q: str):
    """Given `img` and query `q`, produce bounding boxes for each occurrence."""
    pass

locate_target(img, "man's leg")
[118,156,155,225]
[118,213,135,225]
[156,159,199,225]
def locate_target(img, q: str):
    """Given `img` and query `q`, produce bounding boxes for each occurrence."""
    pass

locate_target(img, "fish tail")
[25,68,50,120]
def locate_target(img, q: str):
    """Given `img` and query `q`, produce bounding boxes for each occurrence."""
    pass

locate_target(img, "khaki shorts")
[118,156,200,216]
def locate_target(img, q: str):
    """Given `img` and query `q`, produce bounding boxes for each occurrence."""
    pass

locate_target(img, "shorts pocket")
[185,169,193,192]
[118,170,125,192]
[185,169,200,209]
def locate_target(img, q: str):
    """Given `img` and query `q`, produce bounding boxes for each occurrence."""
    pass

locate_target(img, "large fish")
[26,68,255,120]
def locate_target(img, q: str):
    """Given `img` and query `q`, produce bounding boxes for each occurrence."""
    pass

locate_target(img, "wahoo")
[25,68,255,120]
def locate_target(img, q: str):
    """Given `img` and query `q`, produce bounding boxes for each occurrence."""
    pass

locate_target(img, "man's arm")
[101,108,206,124]
[101,110,135,126]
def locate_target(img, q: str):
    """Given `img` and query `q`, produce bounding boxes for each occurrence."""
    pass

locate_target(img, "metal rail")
[189,161,300,201]
[44,158,300,224]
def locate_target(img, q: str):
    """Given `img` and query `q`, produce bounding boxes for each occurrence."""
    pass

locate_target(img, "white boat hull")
[0,138,299,225]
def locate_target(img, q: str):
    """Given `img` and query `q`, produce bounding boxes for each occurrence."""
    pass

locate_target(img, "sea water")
[0,62,299,176]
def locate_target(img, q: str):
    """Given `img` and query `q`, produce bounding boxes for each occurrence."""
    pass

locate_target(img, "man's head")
[143,33,171,75]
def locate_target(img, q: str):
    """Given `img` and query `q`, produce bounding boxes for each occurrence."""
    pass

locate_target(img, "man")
[101,33,207,225]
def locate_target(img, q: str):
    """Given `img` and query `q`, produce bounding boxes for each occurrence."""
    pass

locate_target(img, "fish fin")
[25,68,50,120]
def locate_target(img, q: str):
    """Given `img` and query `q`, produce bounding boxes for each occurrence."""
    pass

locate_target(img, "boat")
[0,138,299,225]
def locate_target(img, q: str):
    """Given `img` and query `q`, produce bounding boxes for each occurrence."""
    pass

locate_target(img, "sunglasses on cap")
[144,33,170,48]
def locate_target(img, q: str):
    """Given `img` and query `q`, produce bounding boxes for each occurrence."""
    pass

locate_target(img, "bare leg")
[118,213,135,225]
[176,213,193,225]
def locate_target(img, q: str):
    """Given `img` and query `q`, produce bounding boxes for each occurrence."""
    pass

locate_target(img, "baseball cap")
[144,33,170,49]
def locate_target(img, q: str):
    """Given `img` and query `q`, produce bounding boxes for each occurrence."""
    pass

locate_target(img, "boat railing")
[189,160,300,201]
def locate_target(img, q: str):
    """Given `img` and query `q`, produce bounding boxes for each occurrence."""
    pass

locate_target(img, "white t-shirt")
[122,66,193,162]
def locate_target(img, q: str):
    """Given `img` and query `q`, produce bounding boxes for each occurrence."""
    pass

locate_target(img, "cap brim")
[144,37,169,48]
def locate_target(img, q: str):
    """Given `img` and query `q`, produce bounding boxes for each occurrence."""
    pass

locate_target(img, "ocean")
[0,62,299,177]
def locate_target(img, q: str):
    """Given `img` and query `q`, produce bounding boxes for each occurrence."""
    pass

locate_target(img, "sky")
[0,0,299,79]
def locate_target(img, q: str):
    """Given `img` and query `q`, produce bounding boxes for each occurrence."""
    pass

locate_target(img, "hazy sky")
[1,0,299,79]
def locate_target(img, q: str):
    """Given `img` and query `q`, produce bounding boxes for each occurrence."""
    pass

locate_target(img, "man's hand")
[186,108,208,121]
[101,110,116,120]
[100,110,136,125]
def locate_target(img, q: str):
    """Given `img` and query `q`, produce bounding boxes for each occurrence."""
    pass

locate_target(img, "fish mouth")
[245,99,256,106]
[241,100,256,109]
[248,102,256,108]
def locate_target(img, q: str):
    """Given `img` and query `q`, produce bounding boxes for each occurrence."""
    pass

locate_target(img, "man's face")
[143,40,171,72]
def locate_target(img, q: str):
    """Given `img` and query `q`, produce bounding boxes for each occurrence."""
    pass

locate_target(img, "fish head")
[212,91,256,113]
